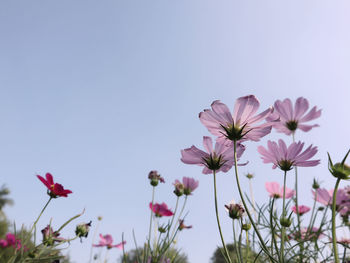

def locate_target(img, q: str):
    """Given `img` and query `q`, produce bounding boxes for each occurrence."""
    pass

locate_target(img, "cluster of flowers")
[138,171,198,263]
[180,95,350,263]
[0,173,92,262]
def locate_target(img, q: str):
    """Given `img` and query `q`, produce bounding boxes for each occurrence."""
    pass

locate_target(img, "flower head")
[267,97,321,135]
[313,188,348,207]
[289,227,323,241]
[173,180,184,197]
[265,182,295,199]
[225,201,245,220]
[181,136,246,174]
[75,221,92,239]
[41,225,65,246]
[291,205,310,216]
[93,234,126,249]
[258,139,320,171]
[148,170,165,186]
[149,202,174,217]
[199,95,273,143]
[37,173,72,198]
[182,177,199,195]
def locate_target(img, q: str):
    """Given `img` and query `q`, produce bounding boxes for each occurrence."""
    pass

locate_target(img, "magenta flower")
[41,225,66,246]
[265,182,295,199]
[199,95,273,143]
[181,136,246,174]
[289,227,323,241]
[267,97,321,135]
[0,233,23,250]
[258,139,320,171]
[93,234,126,249]
[291,205,311,216]
[37,173,72,198]
[149,202,174,217]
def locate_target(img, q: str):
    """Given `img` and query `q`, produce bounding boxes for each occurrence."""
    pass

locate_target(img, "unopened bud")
[242,223,251,231]
[312,178,320,189]
[280,217,292,227]
[328,150,350,180]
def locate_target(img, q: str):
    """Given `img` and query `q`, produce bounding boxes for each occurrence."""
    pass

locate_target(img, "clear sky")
[1,1,350,262]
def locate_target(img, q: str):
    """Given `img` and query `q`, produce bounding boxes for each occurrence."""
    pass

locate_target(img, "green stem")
[170,196,187,241]
[292,134,303,262]
[332,178,341,263]
[146,186,156,261]
[233,140,274,262]
[30,197,52,234]
[233,221,241,263]
[280,170,287,263]
[213,170,233,263]
[245,229,249,263]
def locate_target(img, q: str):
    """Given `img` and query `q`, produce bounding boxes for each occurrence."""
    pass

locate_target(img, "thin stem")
[246,230,250,263]
[30,197,52,234]
[280,170,287,263]
[332,178,341,263]
[292,133,303,262]
[249,179,258,221]
[269,198,281,262]
[233,221,241,263]
[146,186,156,261]
[213,170,233,263]
[170,196,187,240]
[233,140,274,262]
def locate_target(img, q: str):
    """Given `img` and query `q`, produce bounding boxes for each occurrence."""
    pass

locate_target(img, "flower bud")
[312,178,320,189]
[158,227,167,233]
[75,221,92,238]
[280,217,292,227]
[242,223,251,231]
[328,150,350,180]
[245,173,254,179]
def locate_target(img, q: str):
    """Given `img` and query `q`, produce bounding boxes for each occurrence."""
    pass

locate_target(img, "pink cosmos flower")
[149,202,174,217]
[313,188,348,207]
[181,136,246,174]
[289,227,323,241]
[265,182,295,199]
[267,97,321,135]
[37,173,72,198]
[258,139,320,171]
[93,234,126,249]
[199,95,273,143]
[182,177,199,195]
[291,205,311,216]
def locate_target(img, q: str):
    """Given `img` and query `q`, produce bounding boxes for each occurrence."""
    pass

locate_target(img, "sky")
[0,0,350,262]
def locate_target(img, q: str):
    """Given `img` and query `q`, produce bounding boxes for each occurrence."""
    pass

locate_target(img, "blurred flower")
[265,182,295,199]
[181,136,246,174]
[291,205,311,216]
[149,202,174,217]
[75,221,92,239]
[199,95,273,143]
[148,170,165,186]
[0,233,23,250]
[267,97,321,135]
[41,225,65,246]
[289,227,323,241]
[225,201,245,220]
[93,234,126,249]
[258,139,320,171]
[178,219,192,230]
[37,173,72,198]
[312,188,347,207]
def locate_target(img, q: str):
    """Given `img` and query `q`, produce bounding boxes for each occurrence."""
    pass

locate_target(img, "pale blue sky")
[1,1,350,262]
